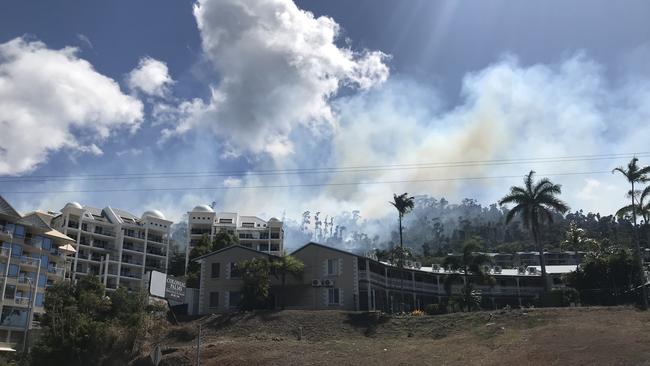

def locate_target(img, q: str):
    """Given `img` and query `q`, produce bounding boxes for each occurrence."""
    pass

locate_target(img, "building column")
[72,213,82,280]
[366,259,372,311]
[384,266,389,312]
[411,272,416,309]
[516,277,522,307]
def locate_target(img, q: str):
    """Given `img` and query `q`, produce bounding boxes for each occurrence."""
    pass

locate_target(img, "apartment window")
[219,219,232,224]
[209,292,219,308]
[42,238,52,251]
[270,233,280,239]
[4,285,15,300]
[11,244,22,257]
[8,265,18,277]
[229,291,241,308]
[35,293,44,307]
[230,263,241,278]
[0,307,27,327]
[13,225,25,238]
[211,263,220,278]
[259,244,269,252]
[270,244,279,252]
[327,259,339,276]
[328,288,340,305]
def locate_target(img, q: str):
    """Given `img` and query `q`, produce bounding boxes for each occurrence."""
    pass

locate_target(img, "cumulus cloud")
[127,57,174,97]
[0,37,143,175]
[161,0,389,157]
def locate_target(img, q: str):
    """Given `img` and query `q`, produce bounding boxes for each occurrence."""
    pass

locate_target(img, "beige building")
[51,202,172,291]
[195,242,577,314]
[187,205,284,270]
[0,196,74,349]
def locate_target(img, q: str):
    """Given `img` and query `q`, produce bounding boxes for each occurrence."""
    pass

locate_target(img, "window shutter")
[338,258,343,276]
[339,289,344,306]
[322,288,328,306]
[224,291,230,308]
[322,259,328,276]
[225,262,230,279]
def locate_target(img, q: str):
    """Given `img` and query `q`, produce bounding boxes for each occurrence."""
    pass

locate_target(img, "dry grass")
[136,307,650,366]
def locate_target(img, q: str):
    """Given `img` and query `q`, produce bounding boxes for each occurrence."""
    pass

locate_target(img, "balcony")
[47,267,65,277]
[0,248,10,257]
[120,271,142,279]
[19,257,39,267]
[0,226,12,241]
[146,248,165,257]
[122,244,144,253]
[147,236,164,244]
[93,228,114,237]
[124,232,146,240]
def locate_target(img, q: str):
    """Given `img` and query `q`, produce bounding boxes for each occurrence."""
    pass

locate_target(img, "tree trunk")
[281,273,286,310]
[630,181,649,310]
[399,213,404,312]
[532,223,549,294]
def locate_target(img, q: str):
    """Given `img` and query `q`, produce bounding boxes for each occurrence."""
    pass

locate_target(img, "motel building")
[0,196,75,351]
[194,242,577,314]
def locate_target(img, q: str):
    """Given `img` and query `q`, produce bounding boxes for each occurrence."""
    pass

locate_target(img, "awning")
[43,229,75,243]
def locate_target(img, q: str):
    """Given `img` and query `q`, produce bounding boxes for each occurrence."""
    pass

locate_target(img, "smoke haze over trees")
[282,195,639,256]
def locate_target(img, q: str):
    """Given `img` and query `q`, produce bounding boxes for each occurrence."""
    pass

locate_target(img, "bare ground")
[134,307,650,366]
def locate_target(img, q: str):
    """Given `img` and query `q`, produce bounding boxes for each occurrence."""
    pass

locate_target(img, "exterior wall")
[197,247,272,314]
[196,243,572,315]
[288,245,359,311]
[52,204,171,292]
[0,207,70,349]
[187,208,285,271]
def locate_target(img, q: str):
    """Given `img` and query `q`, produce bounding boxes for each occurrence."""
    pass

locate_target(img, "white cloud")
[0,37,143,175]
[161,0,389,158]
[127,57,174,97]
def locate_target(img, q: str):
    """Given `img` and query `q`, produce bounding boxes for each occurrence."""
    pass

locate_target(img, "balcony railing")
[20,257,40,267]
[146,249,165,257]
[47,267,65,276]
[123,245,144,253]
[0,248,10,257]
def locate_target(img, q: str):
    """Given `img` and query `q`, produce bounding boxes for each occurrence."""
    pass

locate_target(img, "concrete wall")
[288,245,359,311]
[198,247,271,314]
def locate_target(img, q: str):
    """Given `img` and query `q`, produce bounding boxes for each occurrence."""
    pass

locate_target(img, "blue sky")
[1,0,650,230]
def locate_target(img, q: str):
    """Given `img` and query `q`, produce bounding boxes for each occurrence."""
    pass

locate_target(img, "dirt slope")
[134,307,650,366]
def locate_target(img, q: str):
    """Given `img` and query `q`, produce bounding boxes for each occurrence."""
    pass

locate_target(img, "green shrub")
[424,304,445,315]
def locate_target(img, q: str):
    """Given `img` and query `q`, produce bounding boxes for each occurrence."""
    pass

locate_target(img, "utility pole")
[195,323,201,366]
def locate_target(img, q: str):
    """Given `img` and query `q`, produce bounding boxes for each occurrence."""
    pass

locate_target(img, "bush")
[424,304,445,315]
[410,309,425,316]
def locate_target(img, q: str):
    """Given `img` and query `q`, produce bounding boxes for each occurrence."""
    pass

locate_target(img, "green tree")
[566,246,643,305]
[186,234,212,288]
[270,252,304,309]
[612,157,650,309]
[561,221,598,265]
[390,193,415,312]
[238,257,272,311]
[499,171,569,293]
[442,238,493,312]
[212,229,239,250]
[167,242,187,277]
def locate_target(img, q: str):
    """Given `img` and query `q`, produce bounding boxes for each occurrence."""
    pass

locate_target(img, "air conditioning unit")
[517,266,526,274]
[311,279,321,287]
[405,260,413,268]
[431,264,440,272]
[483,265,492,273]
[527,267,537,274]
[493,266,502,274]
[414,261,422,269]
[322,279,334,287]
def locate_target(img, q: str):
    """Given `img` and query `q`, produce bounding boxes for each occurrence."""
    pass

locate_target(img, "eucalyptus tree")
[499,171,569,293]
[612,157,650,309]
[442,238,493,312]
[561,221,598,265]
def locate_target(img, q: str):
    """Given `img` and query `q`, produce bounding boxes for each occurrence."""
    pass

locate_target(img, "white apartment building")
[186,205,284,269]
[52,202,172,292]
[0,196,73,350]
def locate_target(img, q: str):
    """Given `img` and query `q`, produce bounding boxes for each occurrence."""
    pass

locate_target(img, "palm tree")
[270,252,305,310]
[389,193,415,312]
[499,171,569,293]
[616,185,650,224]
[443,238,493,312]
[561,221,597,265]
[612,157,650,310]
